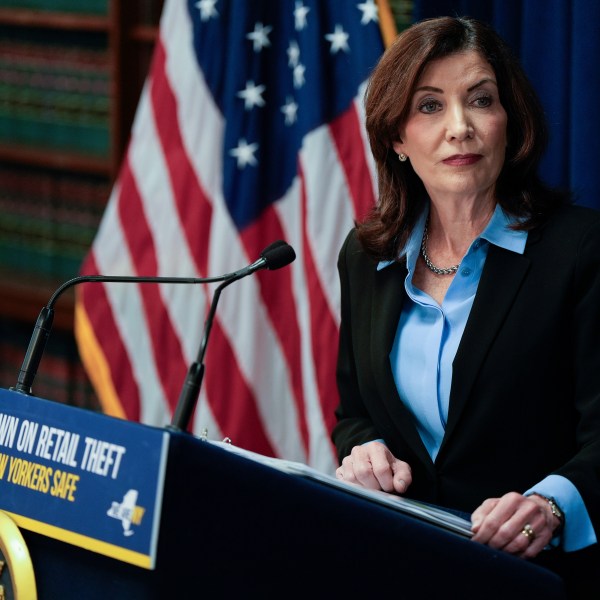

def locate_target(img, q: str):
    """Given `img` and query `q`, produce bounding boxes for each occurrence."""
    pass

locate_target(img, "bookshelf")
[0,0,163,405]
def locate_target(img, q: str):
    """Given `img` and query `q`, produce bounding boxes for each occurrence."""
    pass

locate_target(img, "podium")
[0,390,566,599]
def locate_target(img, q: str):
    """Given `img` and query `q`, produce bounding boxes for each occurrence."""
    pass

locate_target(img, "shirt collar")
[377,203,528,272]
[480,204,528,253]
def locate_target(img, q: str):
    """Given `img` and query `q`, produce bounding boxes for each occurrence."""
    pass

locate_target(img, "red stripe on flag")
[151,41,213,277]
[328,105,377,221]
[117,158,188,410]
[240,207,310,455]
[298,167,340,439]
[204,319,277,456]
[79,252,142,420]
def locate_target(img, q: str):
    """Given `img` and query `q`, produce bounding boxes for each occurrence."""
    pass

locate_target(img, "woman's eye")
[473,94,493,107]
[418,99,441,114]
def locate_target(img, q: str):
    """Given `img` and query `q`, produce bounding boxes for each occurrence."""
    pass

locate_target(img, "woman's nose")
[445,106,473,141]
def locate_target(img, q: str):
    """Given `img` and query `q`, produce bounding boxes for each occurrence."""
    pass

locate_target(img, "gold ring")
[521,523,535,542]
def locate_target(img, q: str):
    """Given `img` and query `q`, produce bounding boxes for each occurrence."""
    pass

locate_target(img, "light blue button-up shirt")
[378,203,596,551]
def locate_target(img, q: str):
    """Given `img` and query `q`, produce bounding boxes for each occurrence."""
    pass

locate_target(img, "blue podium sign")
[0,388,169,569]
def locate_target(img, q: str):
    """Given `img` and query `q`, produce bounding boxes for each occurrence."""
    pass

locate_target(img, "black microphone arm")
[11,241,295,402]
[169,239,296,432]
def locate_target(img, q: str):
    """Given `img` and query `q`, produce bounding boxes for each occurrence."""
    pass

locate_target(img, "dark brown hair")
[358,16,569,261]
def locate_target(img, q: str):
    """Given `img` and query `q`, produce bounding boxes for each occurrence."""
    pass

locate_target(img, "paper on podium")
[208,440,473,538]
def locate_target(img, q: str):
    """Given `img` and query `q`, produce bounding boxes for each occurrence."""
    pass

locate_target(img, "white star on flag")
[287,40,300,68]
[294,1,310,30]
[325,25,350,53]
[281,97,299,125]
[247,22,272,52]
[230,139,259,168]
[194,0,218,22]
[358,0,379,25]
[293,63,306,89]
[237,81,266,110]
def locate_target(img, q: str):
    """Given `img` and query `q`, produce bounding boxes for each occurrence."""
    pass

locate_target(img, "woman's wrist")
[530,493,565,533]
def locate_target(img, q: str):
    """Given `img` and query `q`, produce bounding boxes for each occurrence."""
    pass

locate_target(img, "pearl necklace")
[420,219,460,276]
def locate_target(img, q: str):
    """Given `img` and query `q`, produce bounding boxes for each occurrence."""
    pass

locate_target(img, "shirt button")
[461,267,472,276]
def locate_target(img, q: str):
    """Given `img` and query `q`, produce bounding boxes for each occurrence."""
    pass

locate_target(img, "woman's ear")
[392,140,404,155]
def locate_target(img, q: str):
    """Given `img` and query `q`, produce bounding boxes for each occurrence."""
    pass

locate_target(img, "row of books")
[0,0,109,15]
[0,0,167,411]
[0,1,166,24]
[0,164,110,281]
[0,33,111,156]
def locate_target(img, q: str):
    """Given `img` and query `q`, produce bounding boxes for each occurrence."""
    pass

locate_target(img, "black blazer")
[332,204,600,586]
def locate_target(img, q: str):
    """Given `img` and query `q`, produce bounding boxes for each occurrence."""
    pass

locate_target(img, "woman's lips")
[442,154,482,166]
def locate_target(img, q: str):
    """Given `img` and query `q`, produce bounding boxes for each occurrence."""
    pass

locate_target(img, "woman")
[332,16,599,596]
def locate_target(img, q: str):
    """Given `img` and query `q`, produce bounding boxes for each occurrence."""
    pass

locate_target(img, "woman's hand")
[471,492,561,559]
[335,441,412,494]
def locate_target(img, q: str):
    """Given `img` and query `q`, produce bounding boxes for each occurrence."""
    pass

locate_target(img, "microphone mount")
[11,273,235,397]
[11,241,296,437]
[169,240,296,431]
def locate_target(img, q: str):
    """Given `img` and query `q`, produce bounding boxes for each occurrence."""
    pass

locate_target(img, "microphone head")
[260,240,296,270]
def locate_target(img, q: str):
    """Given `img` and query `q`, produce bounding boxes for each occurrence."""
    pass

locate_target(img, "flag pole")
[376,0,399,48]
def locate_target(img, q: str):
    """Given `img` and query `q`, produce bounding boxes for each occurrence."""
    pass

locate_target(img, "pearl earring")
[398,153,407,162]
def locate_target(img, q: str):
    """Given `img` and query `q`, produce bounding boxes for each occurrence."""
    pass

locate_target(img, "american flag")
[75,0,389,473]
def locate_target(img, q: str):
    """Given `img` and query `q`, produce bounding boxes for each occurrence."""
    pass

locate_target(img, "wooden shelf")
[129,23,159,43]
[0,143,112,176]
[0,8,111,31]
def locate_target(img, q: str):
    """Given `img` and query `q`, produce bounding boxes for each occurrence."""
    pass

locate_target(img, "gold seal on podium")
[0,511,37,600]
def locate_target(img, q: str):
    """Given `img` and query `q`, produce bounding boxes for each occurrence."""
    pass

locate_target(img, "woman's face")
[393,51,507,203]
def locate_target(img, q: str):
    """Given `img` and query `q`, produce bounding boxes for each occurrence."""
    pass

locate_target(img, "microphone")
[11,242,296,403]
[169,240,296,432]
[241,239,297,273]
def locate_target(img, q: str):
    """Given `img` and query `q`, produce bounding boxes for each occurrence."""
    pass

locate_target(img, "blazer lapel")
[371,261,433,465]
[442,244,531,450]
